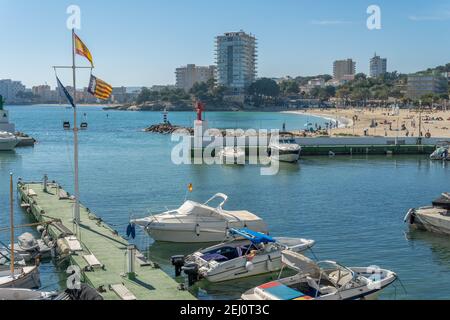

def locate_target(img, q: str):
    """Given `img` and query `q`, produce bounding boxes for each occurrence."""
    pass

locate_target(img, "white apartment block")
[0,79,26,103]
[216,31,257,94]
[175,64,216,91]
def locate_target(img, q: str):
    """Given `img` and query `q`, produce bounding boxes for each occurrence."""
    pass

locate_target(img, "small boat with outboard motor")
[218,146,246,165]
[0,265,41,289]
[7,233,52,263]
[0,288,57,300]
[130,193,268,243]
[405,192,450,235]
[171,228,315,284]
[241,250,397,300]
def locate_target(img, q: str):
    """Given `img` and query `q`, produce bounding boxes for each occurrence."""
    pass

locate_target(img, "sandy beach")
[285,108,450,138]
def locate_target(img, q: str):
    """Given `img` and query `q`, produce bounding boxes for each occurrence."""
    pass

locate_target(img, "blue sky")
[1,0,450,88]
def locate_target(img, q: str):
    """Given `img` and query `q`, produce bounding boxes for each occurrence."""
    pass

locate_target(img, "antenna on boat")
[9,172,15,279]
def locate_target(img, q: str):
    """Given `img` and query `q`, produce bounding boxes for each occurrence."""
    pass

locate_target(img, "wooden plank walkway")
[17,181,195,300]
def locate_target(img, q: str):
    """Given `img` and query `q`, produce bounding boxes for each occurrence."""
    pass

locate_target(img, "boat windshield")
[318,261,355,288]
[280,139,296,144]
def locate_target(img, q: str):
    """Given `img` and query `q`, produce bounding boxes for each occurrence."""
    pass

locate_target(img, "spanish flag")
[74,33,94,67]
[88,75,113,100]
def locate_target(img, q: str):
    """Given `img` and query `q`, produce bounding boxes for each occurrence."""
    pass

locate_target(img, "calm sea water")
[0,105,449,300]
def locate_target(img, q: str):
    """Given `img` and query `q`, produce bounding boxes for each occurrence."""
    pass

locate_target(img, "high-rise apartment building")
[370,53,387,77]
[333,59,356,81]
[215,31,257,94]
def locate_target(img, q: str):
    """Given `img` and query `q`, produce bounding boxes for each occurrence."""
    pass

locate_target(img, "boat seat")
[319,286,337,295]
[328,270,353,287]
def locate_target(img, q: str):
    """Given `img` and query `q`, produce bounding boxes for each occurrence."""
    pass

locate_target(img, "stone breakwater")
[144,123,194,135]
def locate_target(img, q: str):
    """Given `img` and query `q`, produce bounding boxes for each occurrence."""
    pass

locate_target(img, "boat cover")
[281,250,321,277]
[17,233,39,251]
[229,228,275,244]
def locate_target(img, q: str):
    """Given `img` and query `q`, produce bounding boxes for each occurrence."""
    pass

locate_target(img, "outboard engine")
[171,255,186,277]
[182,263,199,286]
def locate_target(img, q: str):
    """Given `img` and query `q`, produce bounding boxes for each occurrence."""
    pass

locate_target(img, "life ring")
[425,132,431,138]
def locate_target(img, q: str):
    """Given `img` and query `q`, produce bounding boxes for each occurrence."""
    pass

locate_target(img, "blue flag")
[56,76,76,108]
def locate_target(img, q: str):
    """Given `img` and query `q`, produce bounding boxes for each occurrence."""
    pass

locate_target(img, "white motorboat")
[9,233,52,262]
[241,250,397,300]
[172,229,315,284]
[131,193,268,243]
[268,135,301,163]
[405,193,450,235]
[0,131,18,151]
[0,265,41,289]
[0,288,57,300]
[430,146,449,161]
[218,146,245,165]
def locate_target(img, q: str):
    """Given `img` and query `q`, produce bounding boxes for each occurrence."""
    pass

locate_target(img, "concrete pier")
[17,180,195,300]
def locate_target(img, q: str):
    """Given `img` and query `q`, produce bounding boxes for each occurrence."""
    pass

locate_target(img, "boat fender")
[195,224,200,237]
[56,238,70,256]
[245,261,255,271]
[425,132,431,138]
[126,223,136,239]
[37,225,45,234]
[246,250,258,261]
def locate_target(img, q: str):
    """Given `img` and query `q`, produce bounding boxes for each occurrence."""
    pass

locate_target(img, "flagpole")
[72,28,81,232]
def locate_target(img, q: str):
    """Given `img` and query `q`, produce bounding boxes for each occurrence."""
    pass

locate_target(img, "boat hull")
[271,152,300,163]
[0,266,41,289]
[0,138,18,151]
[406,207,450,235]
[146,221,268,243]
[199,240,314,283]
[241,267,396,300]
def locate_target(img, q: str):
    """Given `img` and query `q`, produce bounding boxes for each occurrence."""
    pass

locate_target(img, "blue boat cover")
[229,228,275,244]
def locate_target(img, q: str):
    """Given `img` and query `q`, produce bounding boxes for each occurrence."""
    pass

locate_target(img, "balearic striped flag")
[88,75,113,100]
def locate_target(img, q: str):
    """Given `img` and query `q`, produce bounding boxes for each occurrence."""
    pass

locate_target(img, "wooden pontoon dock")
[17,180,195,300]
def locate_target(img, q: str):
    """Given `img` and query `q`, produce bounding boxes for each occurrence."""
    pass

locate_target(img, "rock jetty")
[144,123,193,135]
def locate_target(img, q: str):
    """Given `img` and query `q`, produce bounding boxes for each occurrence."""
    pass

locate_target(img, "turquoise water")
[1,105,449,299]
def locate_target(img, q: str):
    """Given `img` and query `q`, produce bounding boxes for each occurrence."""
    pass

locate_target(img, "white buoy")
[245,261,254,271]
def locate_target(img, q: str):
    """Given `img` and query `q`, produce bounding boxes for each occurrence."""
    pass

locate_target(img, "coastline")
[284,108,450,138]
[282,110,353,129]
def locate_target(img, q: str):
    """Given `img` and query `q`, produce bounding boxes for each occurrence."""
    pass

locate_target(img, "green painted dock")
[17,180,195,300]
[300,144,436,156]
